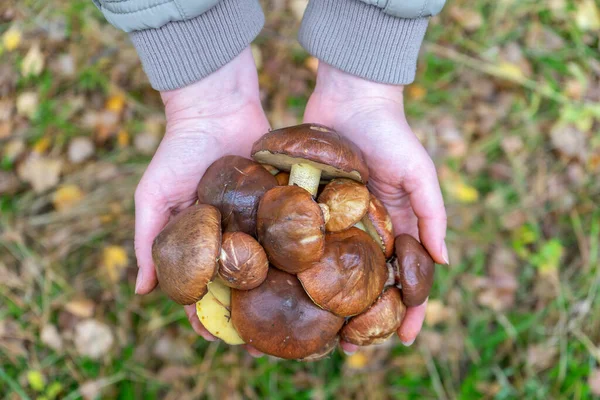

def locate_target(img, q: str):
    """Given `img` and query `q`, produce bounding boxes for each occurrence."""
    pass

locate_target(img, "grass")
[1,0,599,398]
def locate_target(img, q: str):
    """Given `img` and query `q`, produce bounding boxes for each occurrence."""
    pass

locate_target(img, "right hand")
[133,48,266,357]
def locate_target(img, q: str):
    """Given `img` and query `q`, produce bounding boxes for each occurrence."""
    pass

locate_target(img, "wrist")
[313,63,405,105]
[160,48,261,121]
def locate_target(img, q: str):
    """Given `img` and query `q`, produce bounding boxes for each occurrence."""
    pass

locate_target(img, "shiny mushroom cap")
[361,193,395,259]
[251,124,369,196]
[298,336,339,362]
[218,232,269,290]
[256,185,326,273]
[231,268,344,360]
[197,155,277,236]
[317,178,370,232]
[298,228,388,317]
[152,204,221,305]
[340,287,406,346]
[394,234,435,307]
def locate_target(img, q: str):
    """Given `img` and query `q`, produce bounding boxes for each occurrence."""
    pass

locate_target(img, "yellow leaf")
[346,351,368,369]
[27,370,46,392]
[102,245,128,283]
[105,94,125,113]
[576,0,600,31]
[305,56,318,74]
[251,45,262,70]
[52,184,84,211]
[453,182,479,203]
[2,27,21,51]
[495,62,525,81]
[21,44,45,77]
[117,129,130,148]
[32,137,51,154]
[407,84,427,100]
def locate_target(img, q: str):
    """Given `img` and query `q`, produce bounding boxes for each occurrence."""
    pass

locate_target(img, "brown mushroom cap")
[275,172,290,186]
[251,124,369,183]
[394,234,435,307]
[231,268,344,360]
[298,336,339,362]
[218,232,269,290]
[197,156,277,236]
[152,204,221,305]
[297,228,388,317]
[317,178,370,232]
[256,186,326,273]
[340,287,406,346]
[362,193,395,259]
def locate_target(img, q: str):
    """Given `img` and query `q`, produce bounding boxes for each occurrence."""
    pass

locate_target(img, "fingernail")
[401,339,415,347]
[135,269,144,294]
[441,241,450,265]
[343,349,357,356]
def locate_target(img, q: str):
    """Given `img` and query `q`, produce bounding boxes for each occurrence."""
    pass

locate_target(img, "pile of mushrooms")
[152,124,436,360]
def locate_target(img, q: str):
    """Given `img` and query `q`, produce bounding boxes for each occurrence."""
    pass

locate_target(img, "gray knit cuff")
[129,0,264,91]
[299,0,429,85]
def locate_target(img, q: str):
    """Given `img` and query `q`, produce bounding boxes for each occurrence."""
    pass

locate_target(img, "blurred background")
[1,0,599,399]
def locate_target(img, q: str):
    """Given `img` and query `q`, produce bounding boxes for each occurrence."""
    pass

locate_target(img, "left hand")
[303,63,448,354]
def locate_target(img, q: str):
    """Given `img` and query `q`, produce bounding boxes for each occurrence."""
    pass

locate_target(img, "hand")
[303,63,448,353]
[133,48,266,357]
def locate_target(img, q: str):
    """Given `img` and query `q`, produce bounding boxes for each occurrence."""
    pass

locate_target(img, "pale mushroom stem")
[353,220,367,231]
[289,163,321,196]
[319,203,330,224]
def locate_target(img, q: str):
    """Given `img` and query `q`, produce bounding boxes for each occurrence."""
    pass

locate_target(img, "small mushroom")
[394,234,435,307]
[275,172,290,186]
[218,232,268,290]
[340,287,406,346]
[297,228,388,317]
[252,124,369,196]
[360,194,395,258]
[152,204,221,305]
[317,178,370,232]
[256,185,326,273]
[196,278,244,345]
[197,155,277,236]
[231,268,344,360]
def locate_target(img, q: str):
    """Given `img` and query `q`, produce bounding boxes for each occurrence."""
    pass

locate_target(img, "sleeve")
[298,0,446,85]
[93,0,264,91]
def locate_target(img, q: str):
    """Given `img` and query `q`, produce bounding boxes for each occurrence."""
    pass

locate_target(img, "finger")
[243,344,265,358]
[339,340,359,355]
[184,304,217,341]
[397,298,428,346]
[402,159,448,265]
[133,185,166,294]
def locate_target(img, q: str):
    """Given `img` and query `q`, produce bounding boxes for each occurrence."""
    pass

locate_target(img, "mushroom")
[231,268,344,360]
[317,178,370,232]
[197,155,277,236]
[274,172,290,186]
[297,228,388,317]
[196,278,245,345]
[360,193,395,259]
[340,287,406,346]
[298,336,339,362]
[152,204,221,305]
[261,164,279,175]
[251,124,369,196]
[218,232,268,290]
[256,185,327,273]
[393,234,435,307]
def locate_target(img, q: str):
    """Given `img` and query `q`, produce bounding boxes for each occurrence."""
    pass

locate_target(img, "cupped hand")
[133,48,266,357]
[303,63,448,354]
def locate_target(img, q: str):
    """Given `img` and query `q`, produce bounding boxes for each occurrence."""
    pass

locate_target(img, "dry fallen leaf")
[52,184,85,211]
[527,342,558,371]
[407,84,427,101]
[251,45,263,70]
[449,7,482,32]
[17,155,62,193]
[2,26,21,51]
[345,351,368,370]
[64,298,95,318]
[68,137,95,164]
[74,319,114,359]
[16,91,38,118]
[21,44,45,77]
[425,299,453,326]
[117,129,130,148]
[3,139,24,162]
[105,93,126,113]
[102,245,129,283]
[40,324,63,351]
[32,137,51,154]
[576,0,600,31]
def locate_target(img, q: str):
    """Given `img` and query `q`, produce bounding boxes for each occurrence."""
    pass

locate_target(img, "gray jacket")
[94,0,446,91]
